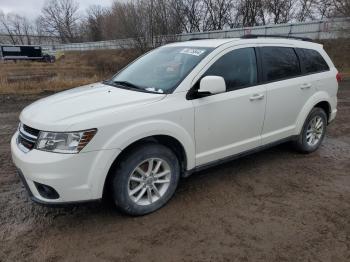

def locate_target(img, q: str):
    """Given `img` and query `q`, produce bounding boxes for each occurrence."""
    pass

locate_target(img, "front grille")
[17,123,40,152]
[22,124,40,137]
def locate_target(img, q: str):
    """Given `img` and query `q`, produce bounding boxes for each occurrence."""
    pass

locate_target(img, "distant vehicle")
[0,45,55,63]
[11,36,339,216]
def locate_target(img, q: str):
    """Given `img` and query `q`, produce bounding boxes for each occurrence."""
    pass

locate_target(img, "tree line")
[0,0,349,45]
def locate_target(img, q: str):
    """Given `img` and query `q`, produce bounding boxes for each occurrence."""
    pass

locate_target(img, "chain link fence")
[42,17,350,52]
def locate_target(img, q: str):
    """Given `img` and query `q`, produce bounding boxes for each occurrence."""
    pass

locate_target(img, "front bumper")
[11,132,120,204]
[16,169,95,206]
[329,108,337,123]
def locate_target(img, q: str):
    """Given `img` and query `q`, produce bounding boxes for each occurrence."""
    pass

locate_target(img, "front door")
[192,47,266,166]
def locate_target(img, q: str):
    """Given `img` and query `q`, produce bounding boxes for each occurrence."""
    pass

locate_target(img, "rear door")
[192,47,267,166]
[259,46,314,145]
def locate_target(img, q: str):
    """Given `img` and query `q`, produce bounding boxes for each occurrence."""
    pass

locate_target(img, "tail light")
[336,73,342,83]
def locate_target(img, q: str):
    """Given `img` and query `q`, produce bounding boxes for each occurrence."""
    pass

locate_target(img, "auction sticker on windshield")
[180,48,206,56]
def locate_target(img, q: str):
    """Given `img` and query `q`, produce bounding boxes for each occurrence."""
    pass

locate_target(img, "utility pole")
[150,0,154,47]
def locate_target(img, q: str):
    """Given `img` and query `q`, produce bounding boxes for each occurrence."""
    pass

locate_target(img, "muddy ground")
[0,83,349,262]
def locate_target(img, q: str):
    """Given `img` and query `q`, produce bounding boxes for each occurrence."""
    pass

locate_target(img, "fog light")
[34,182,59,199]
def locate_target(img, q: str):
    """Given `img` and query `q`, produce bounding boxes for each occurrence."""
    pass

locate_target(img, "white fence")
[43,17,350,52]
[179,17,350,40]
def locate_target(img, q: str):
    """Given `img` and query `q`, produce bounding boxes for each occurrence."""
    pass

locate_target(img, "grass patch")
[0,49,139,94]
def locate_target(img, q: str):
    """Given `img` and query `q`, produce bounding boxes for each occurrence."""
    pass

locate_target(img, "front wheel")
[111,143,180,216]
[293,107,327,153]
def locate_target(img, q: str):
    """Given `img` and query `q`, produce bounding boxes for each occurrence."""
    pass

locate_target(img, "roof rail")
[188,37,210,41]
[241,34,314,42]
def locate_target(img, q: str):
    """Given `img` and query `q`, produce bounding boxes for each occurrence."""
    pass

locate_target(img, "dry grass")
[320,38,350,77]
[0,49,139,94]
[0,41,349,95]
[321,39,350,68]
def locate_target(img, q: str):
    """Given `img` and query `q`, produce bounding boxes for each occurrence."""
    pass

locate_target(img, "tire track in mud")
[0,84,350,262]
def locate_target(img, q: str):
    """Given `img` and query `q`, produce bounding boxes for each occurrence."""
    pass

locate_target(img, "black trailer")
[0,45,55,62]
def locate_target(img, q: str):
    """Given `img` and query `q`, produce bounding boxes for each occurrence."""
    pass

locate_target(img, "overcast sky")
[0,0,114,19]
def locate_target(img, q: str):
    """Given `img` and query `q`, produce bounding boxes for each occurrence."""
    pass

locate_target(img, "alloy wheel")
[128,158,172,206]
[306,116,324,147]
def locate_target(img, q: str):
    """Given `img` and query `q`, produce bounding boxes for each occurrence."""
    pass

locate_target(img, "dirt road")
[1,83,349,262]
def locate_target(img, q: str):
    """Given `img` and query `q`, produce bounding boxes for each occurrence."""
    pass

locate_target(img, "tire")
[111,143,180,216]
[293,107,327,153]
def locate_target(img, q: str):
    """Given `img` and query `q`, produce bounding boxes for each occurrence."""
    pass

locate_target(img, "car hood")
[20,82,166,131]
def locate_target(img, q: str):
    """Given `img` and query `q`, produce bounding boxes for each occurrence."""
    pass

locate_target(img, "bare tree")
[176,0,207,32]
[0,11,17,44]
[33,18,45,44]
[296,0,317,22]
[107,1,150,51]
[100,0,184,50]
[265,0,297,24]
[39,0,79,43]
[168,0,188,32]
[202,0,234,30]
[235,0,266,27]
[333,0,350,17]
[84,5,106,41]
[8,14,34,45]
[0,12,35,45]
[314,0,335,18]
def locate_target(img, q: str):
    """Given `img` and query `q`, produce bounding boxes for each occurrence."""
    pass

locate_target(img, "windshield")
[110,46,213,93]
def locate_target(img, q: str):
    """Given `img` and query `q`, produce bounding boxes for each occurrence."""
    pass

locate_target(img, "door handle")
[249,94,264,101]
[301,83,312,90]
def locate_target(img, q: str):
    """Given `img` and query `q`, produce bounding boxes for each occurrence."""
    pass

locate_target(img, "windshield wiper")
[102,79,143,90]
[112,80,144,90]
[103,79,162,94]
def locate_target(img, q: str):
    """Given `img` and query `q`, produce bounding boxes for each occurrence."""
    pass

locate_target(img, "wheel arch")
[102,135,189,198]
[314,101,331,121]
[295,91,332,134]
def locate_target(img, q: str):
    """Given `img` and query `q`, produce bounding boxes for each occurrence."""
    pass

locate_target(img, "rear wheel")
[111,143,180,216]
[294,107,327,153]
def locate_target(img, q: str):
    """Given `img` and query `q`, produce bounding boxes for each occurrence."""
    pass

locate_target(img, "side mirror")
[199,76,226,96]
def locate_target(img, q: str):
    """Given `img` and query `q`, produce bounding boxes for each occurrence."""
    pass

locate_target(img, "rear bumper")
[11,132,120,204]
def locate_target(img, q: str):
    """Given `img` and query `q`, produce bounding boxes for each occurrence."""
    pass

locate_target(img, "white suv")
[11,37,339,215]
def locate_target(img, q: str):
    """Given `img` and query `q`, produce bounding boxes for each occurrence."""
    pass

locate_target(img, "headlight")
[36,129,97,154]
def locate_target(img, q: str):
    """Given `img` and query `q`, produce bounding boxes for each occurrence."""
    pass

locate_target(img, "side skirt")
[184,135,298,177]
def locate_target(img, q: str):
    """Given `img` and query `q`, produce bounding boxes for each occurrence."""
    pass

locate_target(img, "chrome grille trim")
[17,123,40,153]
[19,125,38,140]
[22,124,40,137]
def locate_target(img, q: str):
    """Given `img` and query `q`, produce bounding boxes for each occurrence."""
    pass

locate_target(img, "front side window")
[203,48,257,91]
[296,48,330,74]
[111,46,213,93]
[261,47,300,82]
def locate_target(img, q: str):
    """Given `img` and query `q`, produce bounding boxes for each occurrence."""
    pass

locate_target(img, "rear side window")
[296,48,329,74]
[204,48,257,91]
[261,47,300,82]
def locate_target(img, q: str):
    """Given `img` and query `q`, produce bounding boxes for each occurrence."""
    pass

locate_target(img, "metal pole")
[150,0,154,48]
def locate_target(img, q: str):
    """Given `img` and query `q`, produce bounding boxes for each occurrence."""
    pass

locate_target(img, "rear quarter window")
[260,47,301,82]
[296,48,330,74]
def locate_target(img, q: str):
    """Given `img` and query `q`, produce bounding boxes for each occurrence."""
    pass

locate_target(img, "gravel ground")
[0,83,349,262]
